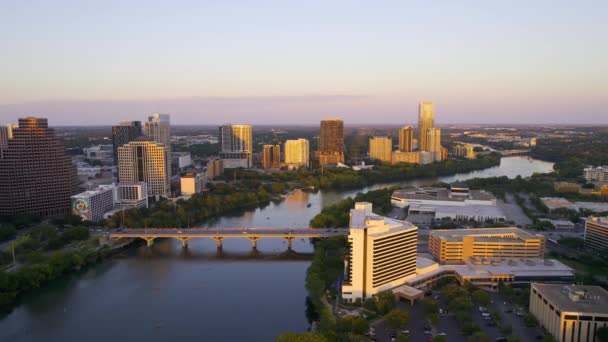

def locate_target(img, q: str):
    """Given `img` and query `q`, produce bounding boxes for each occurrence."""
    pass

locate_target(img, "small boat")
[307,203,312,208]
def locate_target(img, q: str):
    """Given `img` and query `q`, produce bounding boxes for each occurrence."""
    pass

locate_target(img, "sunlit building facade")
[111,120,142,166]
[219,124,253,168]
[426,127,442,161]
[262,144,280,169]
[584,217,608,253]
[118,137,170,198]
[398,126,414,152]
[284,138,309,168]
[453,144,476,159]
[369,136,392,163]
[418,102,435,152]
[144,114,171,177]
[319,118,344,165]
[392,151,421,164]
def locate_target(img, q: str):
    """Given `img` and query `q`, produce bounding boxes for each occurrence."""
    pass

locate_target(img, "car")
[434,295,440,299]
[401,329,410,334]
[482,312,491,317]
[177,230,183,234]
[424,330,432,335]
[483,316,492,320]
[437,332,447,336]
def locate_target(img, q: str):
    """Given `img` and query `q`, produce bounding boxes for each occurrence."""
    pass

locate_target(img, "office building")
[418,102,434,152]
[114,182,148,208]
[117,137,170,198]
[180,172,206,196]
[342,202,418,302]
[319,118,344,166]
[369,136,392,163]
[530,283,608,342]
[429,227,545,264]
[144,114,171,176]
[262,144,280,169]
[398,126,414,152]
[584,217,608,252]
[584,166,608,183]
[392,151,421,164]
[426,127,442,161]
[0,124,11,159]
[172,152,192,170]
[284,138,310,168]
[206,159,224,180]
[0,118,78,217]
[71,184,115,222]
[453,144,476,159]
[111,121,142,165]
[219,124,252,168]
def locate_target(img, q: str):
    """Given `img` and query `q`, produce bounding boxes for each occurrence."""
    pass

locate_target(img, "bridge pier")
[177,237,189,248]
[285,237,294,250]
[248,237,260,249]
[144,237,155,247]
[213,237,224,249]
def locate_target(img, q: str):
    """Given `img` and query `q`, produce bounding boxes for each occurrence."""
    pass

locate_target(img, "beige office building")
[392,151,421,164]
[342,202,418,302]
[418,102,434,151]
[369,136,392,163]
[398,126,414,152]
[429,227,545,264]
[284,138,309,168]
[530,283,608,342]
[118,137,170,198]
[426,127,442,161]
[584,217,608,252]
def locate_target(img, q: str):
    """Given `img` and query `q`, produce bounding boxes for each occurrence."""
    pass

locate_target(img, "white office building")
[71,184,115,222]
[114,182,148,209]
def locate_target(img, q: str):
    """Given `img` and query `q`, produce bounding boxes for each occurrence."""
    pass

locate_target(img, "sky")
[0,0,607,125]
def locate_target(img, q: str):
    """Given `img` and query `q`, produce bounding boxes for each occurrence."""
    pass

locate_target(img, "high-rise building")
[71,184,115,222]
[584,217,608,252]
[117,137,170,198]
[144,114,171,176]
[341,202,418,302]
[398,126,414,152]
[262,144,280,169]
[284,139,310,168]
[0,117,78,217]
[426,128,442,161]
[319,118,344,166]
[369,136,392,163]
[0,124,11,159]
[206,159,224,180]
[111,121,142,166]
[418,102,435,152]
[453,144,476,159]
[219,124,252,168]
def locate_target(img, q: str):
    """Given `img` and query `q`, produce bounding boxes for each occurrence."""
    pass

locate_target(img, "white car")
[481,312,491,317]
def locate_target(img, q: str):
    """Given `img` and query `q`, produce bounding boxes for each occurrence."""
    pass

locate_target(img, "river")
[0,156,553,342]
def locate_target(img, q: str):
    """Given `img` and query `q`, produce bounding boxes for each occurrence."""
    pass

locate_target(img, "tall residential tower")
[144,114,171,176]
[398,126,414,152]
[319,118,344,166]
[418,102,435,152]
[219,124,253,168]
[111,120,142,166]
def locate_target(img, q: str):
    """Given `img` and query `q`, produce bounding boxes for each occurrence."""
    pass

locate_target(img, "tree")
[276,332,328,342]
[596,326,608,342]
[385,309,409,330]
[472,289,490,306]
[468,331,491,342]
[376,291,396,314]
[433,336,447,342]
[0,224,16,242]
[395,336,409,342]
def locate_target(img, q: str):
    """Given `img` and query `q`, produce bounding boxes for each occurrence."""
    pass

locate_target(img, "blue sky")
[0,0,606,125]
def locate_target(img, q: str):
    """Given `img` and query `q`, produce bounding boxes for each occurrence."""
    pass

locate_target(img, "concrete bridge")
[109,227,348,249]
[499,149,531,156]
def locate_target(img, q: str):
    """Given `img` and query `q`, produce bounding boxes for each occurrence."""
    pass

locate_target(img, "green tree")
[0,224,16,242]
[596,326,608,342]
[276,332,328,342]
[384,309,409,330]
[376,291,396,314]
[468,331,491,342]
[433,336,447,342]
[472,289,490,306]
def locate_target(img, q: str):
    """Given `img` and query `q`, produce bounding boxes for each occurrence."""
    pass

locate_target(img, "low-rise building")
[180,172,206,196]
[554,182,582,193]
[539,218,576,229]
[114,182,148,208]
[71,184,115,222]
[172,152,192,170]
[584,166,608,183]
[83,144,114,164]
[584,216,608,253]
[530,283,608,342]
[342,202,418,302]
[429,227,545,264]
[392,151,420,164]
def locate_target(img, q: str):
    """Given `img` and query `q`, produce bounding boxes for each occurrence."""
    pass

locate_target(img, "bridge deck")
[110,228,348,239]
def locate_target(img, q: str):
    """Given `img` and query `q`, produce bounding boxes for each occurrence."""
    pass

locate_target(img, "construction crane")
[271,128,282,145]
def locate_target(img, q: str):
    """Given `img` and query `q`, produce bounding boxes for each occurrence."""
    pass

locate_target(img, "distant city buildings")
[453,144,476,159]
[83,144,114,164]
[584,166,608,183]
[530,283,608,342]
[369,136,392,163]
[144,114,171,176]
[172,151,192,171]
[426,127,442,161]
[418,102,435,152]
[117,137,170,198]
[284,138,309,168]
[398,126,414,152]
[262,144,280,169]
[319,118,344,166]
[71,184,115,222]
[219,124,252,168]
[111,120,142,166]
[584,217,608,253]
[0,118,78,217]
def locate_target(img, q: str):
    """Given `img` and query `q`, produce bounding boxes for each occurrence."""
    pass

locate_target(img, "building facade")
[342,202,418,302]
[219,124,253,167]
[206,159,224,180]
[418,102,435,152]
[429,227,545,264]
[117,137,170,198]
[114,182,148,208]
[584,217,608,253]
[398,126,414,152]
[284,138,309,168]
[319,118,344,166]
[530,283,608,342]
[453,144,476,159]
[111,120,142,166]
[0,118,78,217]
[426,127,442,161]
[584,166,608,183]
[180,172,206,196]
[392,151,421,164]
[369,136,392,163]
[0,124,10,159]
[71,184,115,222]
[262,144,280,169]
[144,114,171,177]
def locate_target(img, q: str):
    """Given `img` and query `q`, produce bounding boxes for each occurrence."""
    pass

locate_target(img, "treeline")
[531,133,608,166]
[105,182,284,228]
[309,189,394,228]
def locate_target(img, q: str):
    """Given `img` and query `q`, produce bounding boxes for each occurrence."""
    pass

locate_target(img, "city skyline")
[1,1,607,125]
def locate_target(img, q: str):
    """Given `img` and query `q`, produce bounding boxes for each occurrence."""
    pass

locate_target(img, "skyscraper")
[262,144,280,169]
[426,128,442,161]
[118,137,170,198]
[418,102,434,152]
[319,118,344,166]
[369,136,392,163]
[0,117,78,217]
[0,125,10,159]
[144,114,171,176]
[219,124,253,168]
[398,126,414,152]
[111,120,142,166]
[284,139,310,168]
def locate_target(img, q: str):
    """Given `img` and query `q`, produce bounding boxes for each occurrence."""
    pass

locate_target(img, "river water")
[0,157,553,342]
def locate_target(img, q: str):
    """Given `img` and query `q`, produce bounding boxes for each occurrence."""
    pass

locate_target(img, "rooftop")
[411,203,506,218]
[430,227,542,242]
[533,283,608,314]
[71,184,115,199]
[392,187,496,203]
[349,202,416,235]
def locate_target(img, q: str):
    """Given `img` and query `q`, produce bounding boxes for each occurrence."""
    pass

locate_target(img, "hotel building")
[284,138,309,168]
[219,124,253,168]
[342,202,418,302]
[319,118,344,166]
[398,126,414,152]
[584,217,608,253]
[429,227,545,264]
[118,137,170,198]
[530,283,608,342]
[369,136,392,163]
[71,184,115,222]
